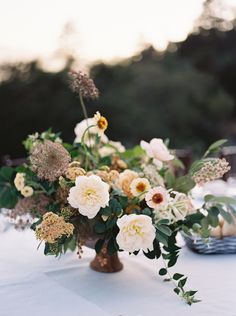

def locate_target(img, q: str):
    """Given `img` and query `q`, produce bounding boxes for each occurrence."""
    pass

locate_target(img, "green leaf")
[44,243,52,255]
[159,268,167,276]
[181,224,192,236]
[174,288,180,295]
[174,175,195,194]
[165,170,175,188]
[162,253,171,260]
[117,196,128,209]
[143,240,161,259]
[95,239,105,254]
[121,145,144,160]
[207,207,220,227]
[218,207,233,224]
[205,195,236,205]
[0,167,19,208]
[94,222,107,234]
[173,273,184,280]
[156,231,169,247]
[158,219,170,225]
[143,249,155,259]
[106,217,117,229]
[63,236,77,253]
[101,198,123,216]
[142,208,152,216]
[156,225,172,237]
[204,139,227,158]
[168,254,179,267]
[100,207,112,216]
[107,238,118,255]
[172,158,185,170]
[178,277,187,288]
[30,218,42,231]
[190,160,205,174]
[186,290,198,297]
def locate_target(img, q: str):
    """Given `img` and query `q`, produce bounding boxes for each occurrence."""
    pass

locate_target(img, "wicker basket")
[182,233,236,254]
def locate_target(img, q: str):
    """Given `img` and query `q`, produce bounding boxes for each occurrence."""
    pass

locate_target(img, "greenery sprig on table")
[0,70,234,305]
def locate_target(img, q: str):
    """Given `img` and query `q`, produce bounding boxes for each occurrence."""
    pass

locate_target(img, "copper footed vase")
[85,238,123,273]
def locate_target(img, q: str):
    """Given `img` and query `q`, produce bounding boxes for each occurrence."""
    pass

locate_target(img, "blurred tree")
[0,46,234,161]
[176,0,236,142]
[0,60,98,159]
[91,46,234,151]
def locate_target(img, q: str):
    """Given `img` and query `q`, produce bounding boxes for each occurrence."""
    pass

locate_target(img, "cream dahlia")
[67,175,110,219]
[116,214,156,252]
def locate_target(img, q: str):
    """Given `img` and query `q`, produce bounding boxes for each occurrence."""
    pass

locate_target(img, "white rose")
[116,214,156,253]
[67,175,110,219]
[74,118,108,146]
[140,138,174,169]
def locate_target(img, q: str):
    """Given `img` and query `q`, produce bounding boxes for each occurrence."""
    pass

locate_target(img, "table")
[0,227,236,316]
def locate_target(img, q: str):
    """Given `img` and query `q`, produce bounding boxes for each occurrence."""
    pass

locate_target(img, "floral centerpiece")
[0,70,235,305]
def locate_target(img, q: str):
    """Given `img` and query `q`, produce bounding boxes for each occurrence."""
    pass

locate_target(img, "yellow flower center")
[97,117,108,131]
[124,220,144,237]
[136,182,146,193]
[83,188,98,201]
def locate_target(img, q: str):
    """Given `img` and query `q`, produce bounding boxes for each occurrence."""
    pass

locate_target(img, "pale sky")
[0,0,235,69]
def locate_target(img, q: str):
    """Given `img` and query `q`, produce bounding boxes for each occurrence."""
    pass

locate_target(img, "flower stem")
[79,92,92,147]
[79,93,89,121]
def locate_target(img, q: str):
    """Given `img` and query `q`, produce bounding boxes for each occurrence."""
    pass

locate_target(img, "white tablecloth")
[0,229,236,316]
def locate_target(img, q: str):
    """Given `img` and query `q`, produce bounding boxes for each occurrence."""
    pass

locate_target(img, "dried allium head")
[35,212,74,244]
[192,158,230,185]
[30,140,71,182]
[69,70,99,99]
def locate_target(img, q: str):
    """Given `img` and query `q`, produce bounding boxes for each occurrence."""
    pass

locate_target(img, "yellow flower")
[14,173,25,191]
[21,186,34,197]
[94,111,108,132]
[35,212,74,244]
[130,178,151,199]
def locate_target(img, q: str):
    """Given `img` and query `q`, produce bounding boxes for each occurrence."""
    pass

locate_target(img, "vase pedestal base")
[90,247,123,273]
